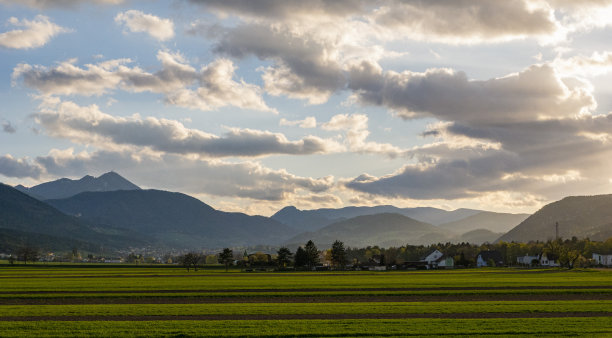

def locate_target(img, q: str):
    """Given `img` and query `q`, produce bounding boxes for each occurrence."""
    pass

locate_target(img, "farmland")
[0,266,611,336]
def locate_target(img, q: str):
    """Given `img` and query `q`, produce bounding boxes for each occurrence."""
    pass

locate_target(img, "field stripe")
[2,285,611,294]
[1,312,611,321]
[2,293,611,305]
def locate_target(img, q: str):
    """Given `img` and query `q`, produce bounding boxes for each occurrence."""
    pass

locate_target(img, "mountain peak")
[21,171,141,200]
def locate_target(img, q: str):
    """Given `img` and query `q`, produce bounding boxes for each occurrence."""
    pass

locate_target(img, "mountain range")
[15,172,140,200]
[2,171,611,253]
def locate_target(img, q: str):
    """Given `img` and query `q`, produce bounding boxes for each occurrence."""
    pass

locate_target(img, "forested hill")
[498,194,612,243]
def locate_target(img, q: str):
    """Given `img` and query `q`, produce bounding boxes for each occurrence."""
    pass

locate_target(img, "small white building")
[593,253,612,266]
[539,253,560,267]
[517,255,539,266]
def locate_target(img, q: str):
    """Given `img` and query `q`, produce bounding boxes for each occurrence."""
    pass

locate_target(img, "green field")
[0,266,611,337]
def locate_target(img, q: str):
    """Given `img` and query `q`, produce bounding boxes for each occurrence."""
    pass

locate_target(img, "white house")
[421,250,443,265]
[539,253,560,267]
[517,255,539,266]
[593,253,612,266]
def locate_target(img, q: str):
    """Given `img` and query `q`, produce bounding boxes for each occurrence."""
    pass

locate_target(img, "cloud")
[33,98,340,158]
[0,155,43,179]
[1,120,16,133]
[348,61,595,124]
[0,16,69,49]
[322,113,405,158]
[372,0,559,44]
[12,51,275,113]
[345,61,612,202]
[554,51,612,77]
[279,117,316,128]
[211,24,346,104]
[0,0,123,9]
[115,10,174,41]
[30,148,335,201]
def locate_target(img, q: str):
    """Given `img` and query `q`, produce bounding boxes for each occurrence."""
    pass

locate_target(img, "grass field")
[0,266,611,337]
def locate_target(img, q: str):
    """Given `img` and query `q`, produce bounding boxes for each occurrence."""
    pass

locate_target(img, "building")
[436,256,454,269]
[593,253,612,266]
[476,251,504,267]
[539,253,560,267]
[517,255,539,266]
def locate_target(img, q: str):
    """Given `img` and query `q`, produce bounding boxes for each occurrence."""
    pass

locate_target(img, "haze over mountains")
[1,172,611,253]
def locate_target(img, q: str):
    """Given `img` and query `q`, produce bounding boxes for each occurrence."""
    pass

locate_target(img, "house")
[517,255,539,266]
[436,255,454,269]
[421,250,443,265]
[593,253,612,266]
[417,250,453,269]
[539,253,560,267]
[476,251,504,267]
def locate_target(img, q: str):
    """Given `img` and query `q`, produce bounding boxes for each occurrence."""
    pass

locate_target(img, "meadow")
[0,265,610,337]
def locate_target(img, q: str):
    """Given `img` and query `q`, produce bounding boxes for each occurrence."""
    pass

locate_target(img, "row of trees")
[175,236,611,271]
[177,248,234,271]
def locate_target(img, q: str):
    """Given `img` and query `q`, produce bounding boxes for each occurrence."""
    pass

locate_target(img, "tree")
[179,252,201,271]
[8,255,15,265]
[331,240,347,270]
[294,246,308,269]
[17,246,39,264]
[304,240,320,270]
[276,247,293,268]
[218,248,234,272]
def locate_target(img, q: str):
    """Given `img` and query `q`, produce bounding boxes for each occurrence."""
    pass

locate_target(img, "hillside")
[454,229,503,244]
[16,172,141,200]
[285,213,450,248]
[0,183,142,252]
[47,189,297,248]
[439,211,530,234]
[273,205,481,232]
[498,194,612,243]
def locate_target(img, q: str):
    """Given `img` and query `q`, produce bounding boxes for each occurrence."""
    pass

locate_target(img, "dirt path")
[2,293,611,305]
[1,312,610,321]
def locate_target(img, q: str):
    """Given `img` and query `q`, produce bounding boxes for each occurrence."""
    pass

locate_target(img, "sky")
[2,0,612,216]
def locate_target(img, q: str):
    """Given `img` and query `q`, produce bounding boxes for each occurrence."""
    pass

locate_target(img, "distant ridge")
[272,205,481,232]
[284,213,449,248]
[15,171,141,200]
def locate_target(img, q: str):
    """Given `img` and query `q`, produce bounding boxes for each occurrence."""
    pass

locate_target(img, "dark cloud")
[0,155,42,179]
[2,120,16,133]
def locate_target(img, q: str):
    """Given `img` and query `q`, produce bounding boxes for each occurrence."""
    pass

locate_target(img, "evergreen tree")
[331,240,347,270]
[276,247,293,268]
[294,246,308,268]
[304,240,320,269]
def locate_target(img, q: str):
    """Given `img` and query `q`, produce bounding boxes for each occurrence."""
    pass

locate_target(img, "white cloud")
[115,10,174,41]
[279,117,316,128]
[30,148,335,202]
[322,113,406,158]
[33,98,340,158]
[12,51,276,113]
[0,16,69,49]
